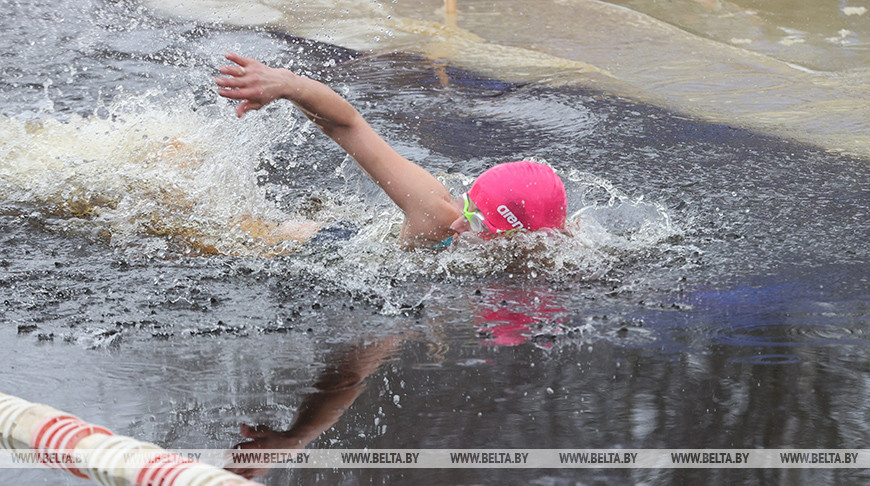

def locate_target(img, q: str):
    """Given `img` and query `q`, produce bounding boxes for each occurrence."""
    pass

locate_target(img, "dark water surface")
[1,0,868,485]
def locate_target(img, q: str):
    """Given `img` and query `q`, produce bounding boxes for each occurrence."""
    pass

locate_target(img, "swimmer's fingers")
[216,85,260,100]
[216,88,266,118]
[217,96,264,117]
[218,65,247,78]
[221,52,271,80]
[240,423,262,438]
[215,74,246,89]
[224,52,256,68]
[215,74,264,101]
[236,100,264,117]
[217,52,291,117]
[215,62,255,100]
[219,53,259,80]
[217,53,266,87]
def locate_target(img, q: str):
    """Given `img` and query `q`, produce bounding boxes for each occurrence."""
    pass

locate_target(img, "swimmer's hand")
[227,424,304,478]
[216,52,294,118]
[216,52,459,246]
[215,52,357,131]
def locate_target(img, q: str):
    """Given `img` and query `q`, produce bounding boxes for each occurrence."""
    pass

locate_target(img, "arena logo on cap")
[497,205,524,229]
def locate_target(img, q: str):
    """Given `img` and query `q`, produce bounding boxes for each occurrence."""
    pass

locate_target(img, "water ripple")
[727,354,804,365]
[715,321,861,348]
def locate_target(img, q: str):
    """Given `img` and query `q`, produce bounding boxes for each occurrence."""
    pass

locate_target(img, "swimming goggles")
[462,193,489,233]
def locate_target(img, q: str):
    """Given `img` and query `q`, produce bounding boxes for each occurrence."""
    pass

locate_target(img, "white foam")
[0,92,305,256]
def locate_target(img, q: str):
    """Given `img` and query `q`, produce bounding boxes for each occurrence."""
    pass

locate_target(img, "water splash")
[1,87,681,315]
[0,91,310,256]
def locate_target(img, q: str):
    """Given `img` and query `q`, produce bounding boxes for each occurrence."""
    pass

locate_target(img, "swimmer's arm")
[217,53,459,247]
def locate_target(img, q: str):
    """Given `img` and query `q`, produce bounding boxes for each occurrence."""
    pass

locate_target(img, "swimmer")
[216,53,567,248]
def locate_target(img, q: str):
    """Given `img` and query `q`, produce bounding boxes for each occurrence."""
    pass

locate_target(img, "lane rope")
[0,392,260,486]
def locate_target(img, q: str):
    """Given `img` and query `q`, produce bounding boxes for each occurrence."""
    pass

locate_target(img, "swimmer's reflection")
[225,288,562,479]
[226,336,401,479]
[473,286,566,347]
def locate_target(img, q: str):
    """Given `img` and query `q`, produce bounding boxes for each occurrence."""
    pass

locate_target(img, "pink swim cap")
[468,160,567,233]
